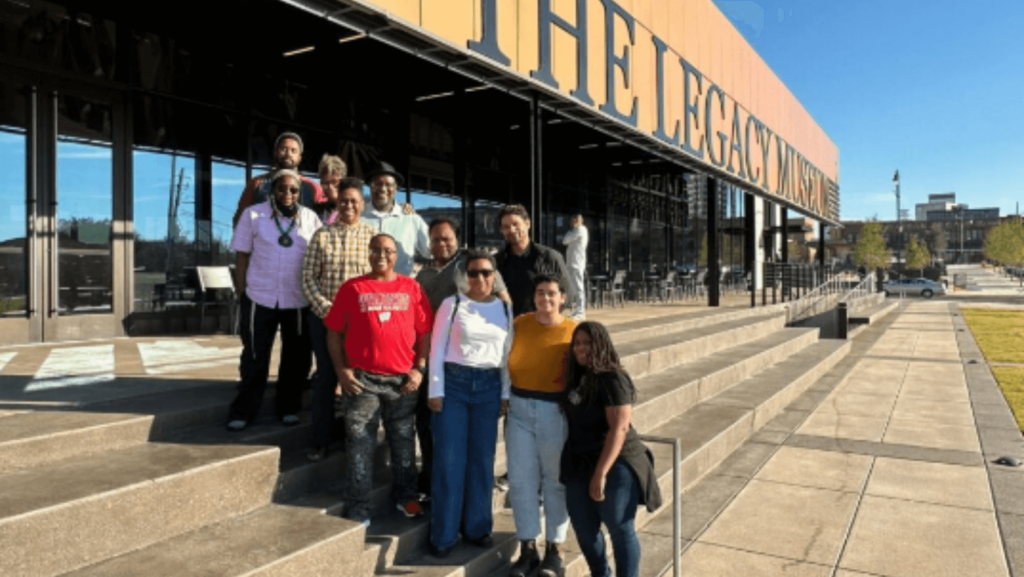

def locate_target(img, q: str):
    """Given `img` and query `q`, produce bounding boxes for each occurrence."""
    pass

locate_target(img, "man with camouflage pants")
[325,233,434,526]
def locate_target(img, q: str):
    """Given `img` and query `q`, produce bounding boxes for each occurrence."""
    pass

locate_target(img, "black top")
[496,241,574,317]
[559,371,663,512]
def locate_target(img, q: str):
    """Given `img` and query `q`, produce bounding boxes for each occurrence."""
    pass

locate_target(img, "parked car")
[883,277,946,299]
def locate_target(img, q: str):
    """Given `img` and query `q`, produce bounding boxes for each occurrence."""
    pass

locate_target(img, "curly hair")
[562,321,628,408]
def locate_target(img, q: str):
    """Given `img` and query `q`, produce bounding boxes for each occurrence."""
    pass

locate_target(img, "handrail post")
[640,434,683,577]
[837,301,848,339]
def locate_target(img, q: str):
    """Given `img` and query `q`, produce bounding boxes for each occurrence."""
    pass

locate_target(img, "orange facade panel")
[355,0,839,216]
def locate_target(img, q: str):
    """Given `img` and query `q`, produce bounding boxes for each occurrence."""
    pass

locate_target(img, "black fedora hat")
[364,161,404,186]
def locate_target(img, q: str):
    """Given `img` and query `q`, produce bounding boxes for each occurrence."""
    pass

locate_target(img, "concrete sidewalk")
[652,301,1024,577]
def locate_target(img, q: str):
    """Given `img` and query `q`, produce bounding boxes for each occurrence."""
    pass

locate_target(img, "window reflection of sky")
[0,131,26,244]
[57,141,112,227]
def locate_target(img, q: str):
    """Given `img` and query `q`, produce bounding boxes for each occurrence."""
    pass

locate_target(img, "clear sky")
[714,0,1024,221]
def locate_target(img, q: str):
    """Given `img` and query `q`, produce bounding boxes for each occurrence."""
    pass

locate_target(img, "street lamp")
[955,205,965,264]
[893,170,901,271]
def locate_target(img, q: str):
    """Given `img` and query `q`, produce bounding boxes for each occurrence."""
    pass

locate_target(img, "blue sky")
[714,0,1024,220]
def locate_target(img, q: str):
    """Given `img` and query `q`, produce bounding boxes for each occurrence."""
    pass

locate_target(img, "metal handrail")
[639,434,682,577]
[839,272,876,304]
[788,271,856,324]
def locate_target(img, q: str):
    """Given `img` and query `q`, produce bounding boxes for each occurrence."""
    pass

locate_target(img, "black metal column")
[818,223,827,277]
[780,206,789,263]
[745,192,755,307]
[529,93,543,241]
[707,176,719,307]
[453,89,468,246]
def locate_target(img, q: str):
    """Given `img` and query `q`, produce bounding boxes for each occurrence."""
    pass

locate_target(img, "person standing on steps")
[495,204,574,317]
[227,169,322,432]
[506,274,577,577]
[561,322,661,577]
[561,214,589,320]
[232,132,324,227]
[300,177,377,462]
[414,218,511,497]
[426,249,514,558]
[360,161,430,276]
[324,233,434,526]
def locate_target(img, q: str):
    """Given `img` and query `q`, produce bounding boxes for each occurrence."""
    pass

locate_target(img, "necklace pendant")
[278,234,294,247]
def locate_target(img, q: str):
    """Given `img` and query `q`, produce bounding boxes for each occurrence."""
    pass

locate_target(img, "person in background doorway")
[560,322,661,577]
[562,214,589,319]
[426,249,514,558]
[232,132,324,227]
[495,204,574,317]
[300,177,376,462]
[361,161,430,276]
[324,233,434,526]
[414,217,510,496]
[227,169,322,431]
[506,274,577,577]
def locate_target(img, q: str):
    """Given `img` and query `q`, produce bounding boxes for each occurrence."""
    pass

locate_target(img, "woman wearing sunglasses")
[426,249,514,558]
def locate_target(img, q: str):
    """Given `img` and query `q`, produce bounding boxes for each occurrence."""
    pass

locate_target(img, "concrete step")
[618,314,788,379]
[0,443,279,576]
[0,411,153,473]
[606,304,787,345]
[850,300,900,325]
[61,504,378,577]
[365,339,850,577]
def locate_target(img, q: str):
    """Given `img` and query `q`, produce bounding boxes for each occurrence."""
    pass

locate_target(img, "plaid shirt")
[301,220,377,318]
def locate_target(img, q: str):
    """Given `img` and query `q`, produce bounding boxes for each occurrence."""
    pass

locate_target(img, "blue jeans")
[507,394,569,542]
[565,459,642,577]
[430,363,502,549]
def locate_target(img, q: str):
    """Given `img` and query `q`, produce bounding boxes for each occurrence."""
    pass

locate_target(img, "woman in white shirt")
[427,249,514,558]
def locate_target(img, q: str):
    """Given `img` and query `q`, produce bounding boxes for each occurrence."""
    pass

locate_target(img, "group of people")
[226,132,659,577]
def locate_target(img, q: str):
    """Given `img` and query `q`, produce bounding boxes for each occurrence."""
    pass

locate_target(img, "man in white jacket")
[562,214,588,319]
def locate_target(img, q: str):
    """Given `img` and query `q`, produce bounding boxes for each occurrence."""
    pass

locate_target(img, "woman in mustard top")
[506,273,577,577]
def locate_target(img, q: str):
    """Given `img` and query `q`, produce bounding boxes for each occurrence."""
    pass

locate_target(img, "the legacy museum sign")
[352,0,839,221]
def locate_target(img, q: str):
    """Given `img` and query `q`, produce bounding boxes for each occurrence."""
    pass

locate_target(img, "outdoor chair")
[196,266,237,334]
[607,270,627,308]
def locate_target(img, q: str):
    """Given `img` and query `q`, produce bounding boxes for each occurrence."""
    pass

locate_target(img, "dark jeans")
[307,311,338,450]
[229,295,311,423]
[342,370,419,520]
[416,366,433,494]
[565,459,642,577]
[429,363,502,549]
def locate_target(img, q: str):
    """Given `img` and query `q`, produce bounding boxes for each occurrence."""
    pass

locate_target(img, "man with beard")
[360,161,430,276]
[495,204,574,317]
[233,132,324,227]
[301,177,377,462]
[227,169,322,431]
[413,217,510,495]
[325,233,434,526]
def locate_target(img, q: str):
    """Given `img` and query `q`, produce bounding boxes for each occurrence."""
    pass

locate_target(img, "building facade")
[0,0,840,345]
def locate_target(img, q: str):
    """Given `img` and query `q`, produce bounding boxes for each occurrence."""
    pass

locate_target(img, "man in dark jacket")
[495,204,574,317]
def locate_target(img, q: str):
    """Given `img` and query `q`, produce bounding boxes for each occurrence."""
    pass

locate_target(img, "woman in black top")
[560,322,660,577]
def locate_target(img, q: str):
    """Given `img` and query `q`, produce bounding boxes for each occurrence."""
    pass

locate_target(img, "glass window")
[211,160,247,266]
[56,94,114,315]
[0,119,27,317]
[0,2,119,82]
[132,149,196,312]
[411,189,462,239]
[473,200,505,250]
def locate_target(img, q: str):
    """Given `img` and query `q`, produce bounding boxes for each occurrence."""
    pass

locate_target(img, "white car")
[883,278,946,299]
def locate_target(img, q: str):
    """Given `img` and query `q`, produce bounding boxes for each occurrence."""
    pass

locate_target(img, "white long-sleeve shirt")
[562,224,589,272]
[428,294,514,399]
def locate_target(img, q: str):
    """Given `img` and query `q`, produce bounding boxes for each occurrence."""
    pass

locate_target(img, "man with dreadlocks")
[560,321,661,577]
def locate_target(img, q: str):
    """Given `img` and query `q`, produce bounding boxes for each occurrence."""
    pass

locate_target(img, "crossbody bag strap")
[442,294,462,359]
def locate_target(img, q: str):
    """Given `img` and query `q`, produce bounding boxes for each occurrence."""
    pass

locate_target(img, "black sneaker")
[510,540,540,577]
[538,547,564,577]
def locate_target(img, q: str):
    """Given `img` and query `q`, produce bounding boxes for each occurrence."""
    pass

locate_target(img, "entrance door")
[0,72,127,343]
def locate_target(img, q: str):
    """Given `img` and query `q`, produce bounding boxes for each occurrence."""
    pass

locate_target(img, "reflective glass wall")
[0,82,28,317]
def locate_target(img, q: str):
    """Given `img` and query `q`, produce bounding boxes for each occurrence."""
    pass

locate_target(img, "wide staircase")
[0,303,852,577]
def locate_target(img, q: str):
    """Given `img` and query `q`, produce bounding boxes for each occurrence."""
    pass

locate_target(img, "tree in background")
[905,236,931,276]
[985,220,1024,285]
[853,221,889,271]
[929,222,948,262]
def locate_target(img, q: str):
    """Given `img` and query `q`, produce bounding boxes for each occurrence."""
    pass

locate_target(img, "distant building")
[827,215,1014,265]
[914,192,999,222]
[915,193,958,221]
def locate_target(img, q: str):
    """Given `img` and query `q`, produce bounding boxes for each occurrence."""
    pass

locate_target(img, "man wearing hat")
[361,161,430,276]
[233,131,325,227]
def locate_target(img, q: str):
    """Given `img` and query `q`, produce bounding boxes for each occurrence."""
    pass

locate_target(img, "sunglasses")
[276,186,300,194]
[467,269,495,278]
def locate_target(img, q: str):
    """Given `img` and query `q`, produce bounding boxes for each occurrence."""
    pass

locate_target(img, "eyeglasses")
[467,269,495,278]
[370,248,398,257]
[276,186,300,194]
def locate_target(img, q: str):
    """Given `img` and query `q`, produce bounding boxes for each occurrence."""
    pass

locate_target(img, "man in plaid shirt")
[301,177,378,462]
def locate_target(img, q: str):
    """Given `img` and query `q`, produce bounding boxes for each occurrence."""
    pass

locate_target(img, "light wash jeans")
[569,266,586,318]
[506,394,569,543]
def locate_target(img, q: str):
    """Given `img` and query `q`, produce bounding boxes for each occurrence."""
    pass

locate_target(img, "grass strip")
[963,308,1024,431]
